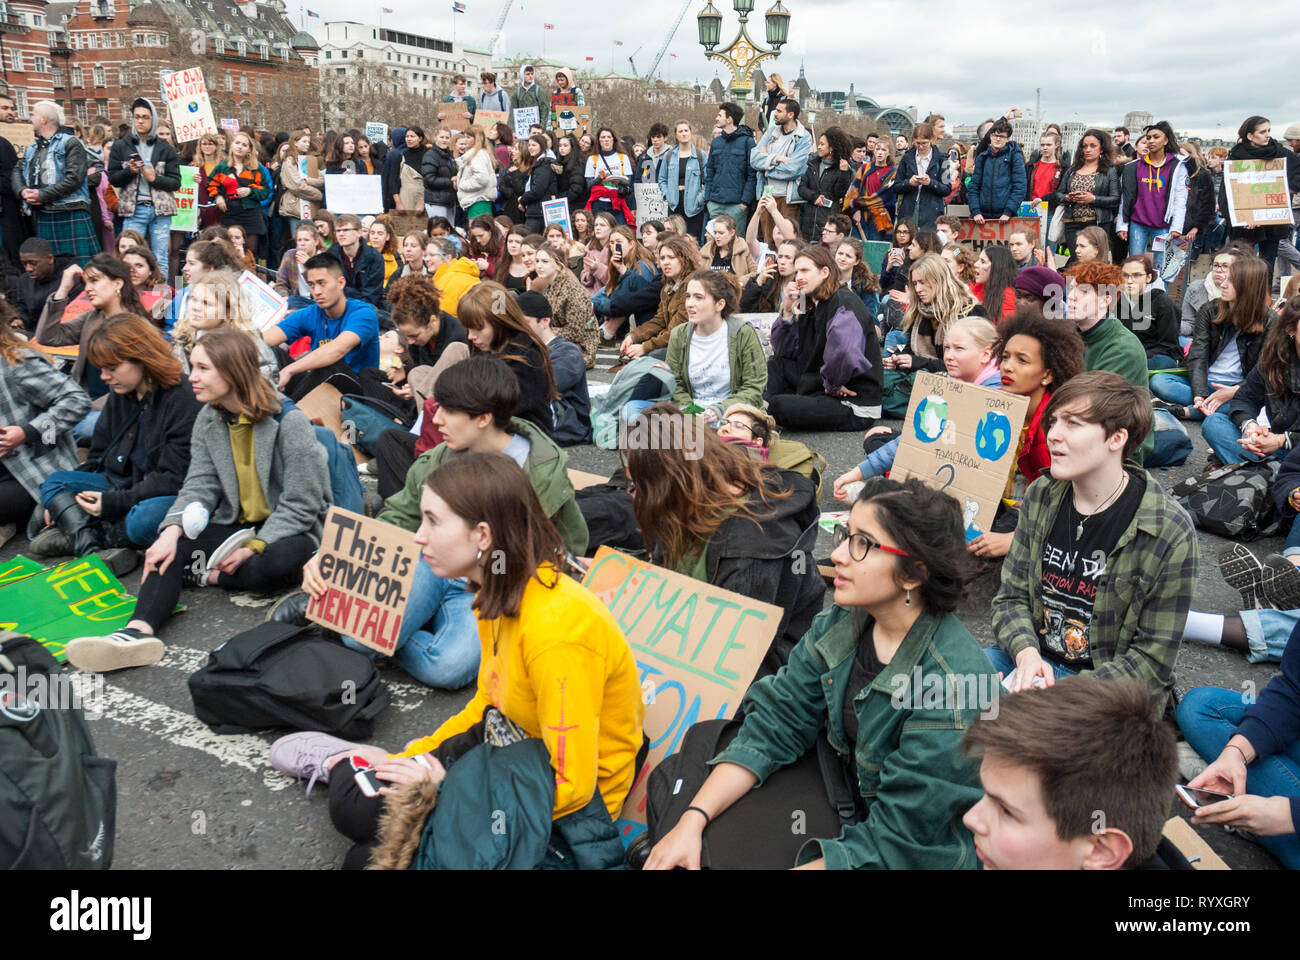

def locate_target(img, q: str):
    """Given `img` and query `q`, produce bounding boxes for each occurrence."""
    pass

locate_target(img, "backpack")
[341,394,413,457]
[767,437,827,501]
[590,357,675,450]
[575,468,644,555]
[188,623,390,739]
[1171,460,1283,540]
[0,632,116,869]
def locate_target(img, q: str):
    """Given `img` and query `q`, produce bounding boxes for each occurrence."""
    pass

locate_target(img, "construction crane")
[634,0,691,80]
[486,0,514,58]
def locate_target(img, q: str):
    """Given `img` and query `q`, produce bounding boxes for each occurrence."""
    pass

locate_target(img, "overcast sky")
[301,0,1299,138]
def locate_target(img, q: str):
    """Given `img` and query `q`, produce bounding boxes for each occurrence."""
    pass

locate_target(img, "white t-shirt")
[1207,331,1243,387]
[689,326,731,409]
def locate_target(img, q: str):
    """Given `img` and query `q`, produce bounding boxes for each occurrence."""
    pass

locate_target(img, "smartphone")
[129,153,141,163]
[762,184,775,198]
[350,755,382,798]
[886,344,905,356]
[764,253,777,269]
[1176,784,1232,808]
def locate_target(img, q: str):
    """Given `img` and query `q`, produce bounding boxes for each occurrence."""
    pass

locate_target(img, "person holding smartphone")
[1177,619,1300,869]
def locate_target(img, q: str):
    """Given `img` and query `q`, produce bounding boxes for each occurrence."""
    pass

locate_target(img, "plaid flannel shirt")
[990,466,1199,716]
[0,350,90,501]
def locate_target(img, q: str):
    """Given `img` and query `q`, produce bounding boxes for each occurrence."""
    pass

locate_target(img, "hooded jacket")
[511,65,547,114]
[433,258,481,317]
[378,416,589,556]
[1117,152,1189,234]
[967,140,1027,220]
[550,69,585,108]
[107,97,181,218]
[706,125,757,207]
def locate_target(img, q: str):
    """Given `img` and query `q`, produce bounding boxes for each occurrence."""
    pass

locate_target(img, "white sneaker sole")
[64,635,165,673]
[201,528,257,585]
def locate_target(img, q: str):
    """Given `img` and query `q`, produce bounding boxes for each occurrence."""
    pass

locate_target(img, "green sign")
[0,556,141,660]
[171,164,199,233]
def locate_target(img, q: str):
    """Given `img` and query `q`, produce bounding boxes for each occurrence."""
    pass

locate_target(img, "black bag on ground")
[576,467,645,556]
[188,623,389,738]
[643,718,860,869]
[0,632,116,869]
[1171,460,1283,540]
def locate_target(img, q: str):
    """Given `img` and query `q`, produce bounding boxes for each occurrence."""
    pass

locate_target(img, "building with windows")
[312,19,490,102]
[0,0,59,117]
[1123,109,1153,134]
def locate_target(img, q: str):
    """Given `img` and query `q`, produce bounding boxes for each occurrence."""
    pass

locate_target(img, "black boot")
[47,491,105,557]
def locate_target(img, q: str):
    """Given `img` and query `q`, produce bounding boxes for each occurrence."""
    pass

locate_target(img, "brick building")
[0,0,318,131]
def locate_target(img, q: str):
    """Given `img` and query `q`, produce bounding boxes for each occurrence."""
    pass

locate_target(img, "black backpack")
[188,623,390,739]
[575,468,645,556]
[0,632,116,869]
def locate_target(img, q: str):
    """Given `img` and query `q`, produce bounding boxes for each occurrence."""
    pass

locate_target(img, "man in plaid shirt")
[990,372,1198,717]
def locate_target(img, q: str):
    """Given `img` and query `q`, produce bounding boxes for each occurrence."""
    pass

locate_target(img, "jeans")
[1176,687,1300,869]
[1200,409,1282,465]
[122,206,173,282]
[73,410,102,447]
[984,646,1079,681]
[1284,514,1300,559]
[1239,608,1299,664]
[341,560,479,689]
[39,470,175,547]
[1126,220,1164,270]
[1147,353,1181,371]
[706,201,748,238]
[1149,372,1205,420]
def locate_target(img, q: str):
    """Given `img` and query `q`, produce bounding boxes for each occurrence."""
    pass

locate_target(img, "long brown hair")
[0,318,44,366]
[191,327,280,420]
[456,281,559,401]
[85,253,147,319]
[87,313,183,389]
[1257,296,1300,396]
[1215,256,1271,335]
[605,226,656,296]
[623,402,790,569]
[423,451,566,620]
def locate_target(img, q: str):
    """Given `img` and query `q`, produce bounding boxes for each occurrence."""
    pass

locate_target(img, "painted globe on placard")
[912,396,948,443]
[974,411,1013,461]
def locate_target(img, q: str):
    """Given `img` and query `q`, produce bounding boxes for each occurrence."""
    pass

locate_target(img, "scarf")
[1229,139,1286,162]
[842,162,895,233]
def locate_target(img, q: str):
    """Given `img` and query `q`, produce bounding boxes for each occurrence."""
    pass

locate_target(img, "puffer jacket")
[968,141,1027,219]
[421,144,457,207]
[455,148,498,209]
[797,155,852,241]
[705,125,757,207]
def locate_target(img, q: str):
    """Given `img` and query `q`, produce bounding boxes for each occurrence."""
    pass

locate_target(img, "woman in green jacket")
[646,476,997,870]
[661,270,767,423]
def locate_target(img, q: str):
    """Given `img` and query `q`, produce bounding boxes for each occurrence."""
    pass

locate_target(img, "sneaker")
[265,590,312,626]
[28,526,73,558]
[1261,554,1300,610]
[1151,398,1189,419]
[268,731,370,797]
[98,548,139,578]
[1177,742,1207,783]
[64,629,165,673]
[1219,544,1267,609]
[200,528,256,585]
[357,460,375,476]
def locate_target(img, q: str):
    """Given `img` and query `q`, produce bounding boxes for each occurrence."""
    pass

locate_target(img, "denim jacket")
[713,605,994,870]
[658,145,708,218]
[16,132,90,211]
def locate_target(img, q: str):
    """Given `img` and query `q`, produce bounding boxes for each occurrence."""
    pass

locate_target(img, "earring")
[476,549,483,563]
[905,589,912,607]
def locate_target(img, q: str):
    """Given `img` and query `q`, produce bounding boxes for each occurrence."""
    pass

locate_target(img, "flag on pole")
[544,22,554,29]
[584,56,594,61]
[305,8,320,17]
[452,1,467,12]
[382,6,393,11]
[669,53,678,58]
[614,41,623,46]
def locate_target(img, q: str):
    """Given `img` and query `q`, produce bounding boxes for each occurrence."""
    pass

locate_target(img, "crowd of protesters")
[1,72,1298,872]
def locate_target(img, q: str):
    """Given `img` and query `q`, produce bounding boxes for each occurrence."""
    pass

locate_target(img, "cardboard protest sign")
[322,174,383,215]
[473,108,509,131]
[541,197,571,236]
[550,99,592,138]
[297,382,369,464]
[733,312,780,357]
[219,117,240,135]
[171,165,199,232]
[956,216,1041,252]
[633,183,669,223]
[162,67,218,142]
[567,469,609,491]
[365,121,389,143]
[581,547,778,836]
[306,508,418,656]
[0,557,143,660]
[889,372,1029,542]
[296,155,321,219]
[1224,158,1294,228]
[512,105,540,139]
[3,121,35,152]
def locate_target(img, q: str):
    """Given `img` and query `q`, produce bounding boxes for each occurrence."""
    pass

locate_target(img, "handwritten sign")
[541,197,571,236]
[161,67,217,142]
[889,373,1029,541]
[171,165,199,232]
[512,106,540,139]
[473,108,509,131]
[306,508,418,655]
[550,99,592,138]
[365,121,389,144]
[956,216,1041,252]
[633,183,669,223]
[322,174,383,215]
[581,547,777,837]
[219,117,240,135]
[0,557,142,660]
[1224,158,1294,228]
[238,269,287,331]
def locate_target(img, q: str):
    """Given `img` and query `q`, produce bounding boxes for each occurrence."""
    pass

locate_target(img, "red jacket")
[1017,391,1052,484]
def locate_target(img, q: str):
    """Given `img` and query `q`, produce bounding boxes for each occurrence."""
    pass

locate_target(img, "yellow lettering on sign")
[70,589,136,621]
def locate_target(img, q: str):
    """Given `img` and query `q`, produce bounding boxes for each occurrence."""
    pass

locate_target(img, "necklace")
[1070,472,1128,540]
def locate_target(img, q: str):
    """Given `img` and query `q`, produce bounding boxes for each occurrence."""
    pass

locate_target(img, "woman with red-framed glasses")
[645,475,997,871]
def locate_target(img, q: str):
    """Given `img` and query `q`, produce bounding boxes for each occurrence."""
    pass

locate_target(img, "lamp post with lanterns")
[696,0,790,105]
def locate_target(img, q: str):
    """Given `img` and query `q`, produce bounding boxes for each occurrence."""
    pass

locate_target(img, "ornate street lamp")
[696,0,791,104]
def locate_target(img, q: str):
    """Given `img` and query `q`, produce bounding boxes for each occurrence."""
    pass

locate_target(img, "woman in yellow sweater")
[270,452,644,869]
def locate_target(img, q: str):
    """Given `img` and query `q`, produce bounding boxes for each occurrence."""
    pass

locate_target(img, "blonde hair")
[172,270,259,360]
[462,126,499,171]
[946,315,999,353]
[225,131,255,170]
[902,252,978,338]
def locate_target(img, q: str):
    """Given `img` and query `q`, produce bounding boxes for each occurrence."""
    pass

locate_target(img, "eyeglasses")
[1212,260,1232,270]
[717,418,755,434]
[832,523,911,562]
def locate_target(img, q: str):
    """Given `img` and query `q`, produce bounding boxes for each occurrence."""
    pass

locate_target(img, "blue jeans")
[1176,687,1300,869]
[984,646,1079,680]
[1200,409,1281,465]
[341,559,479,689]
[1147,353,1180,371]
[39,470,174,547]
[1149,372,1203,417]
[1127,220,1164,270]
[72,410,101,448]
[1239,608,1298,664]
[122,206,173,283]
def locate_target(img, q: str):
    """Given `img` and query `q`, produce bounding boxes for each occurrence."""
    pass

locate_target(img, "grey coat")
[161,401,330,546]
[0,349,90,506]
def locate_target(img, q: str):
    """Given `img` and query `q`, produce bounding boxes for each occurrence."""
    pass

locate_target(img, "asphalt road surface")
[4,345,1287,871]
